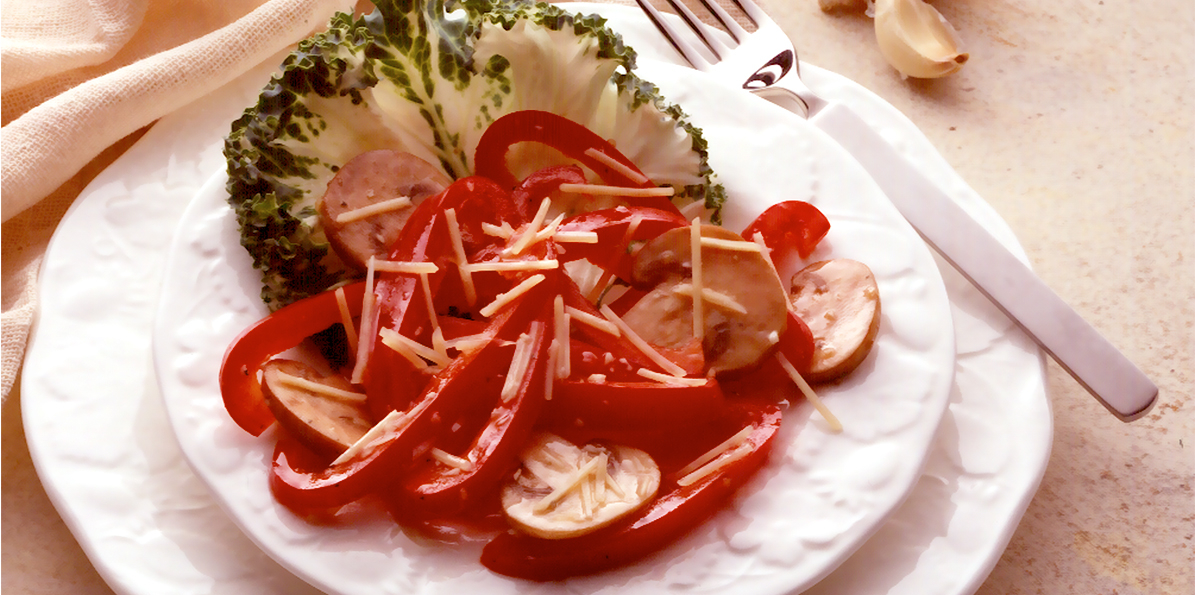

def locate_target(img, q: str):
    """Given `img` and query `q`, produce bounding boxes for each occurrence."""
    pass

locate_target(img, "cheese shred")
[565,306,620,336]
[583,148,649,185]
[371,260,439,274]
[334,196,412,224]
[445,208,477,306]
[430,447,474,471]
[275,372,367,403]
[636,368,708,386]
[479,274,546,318]
[553,296,571,379]
[533,452,605,513]
[333,408,410,465]
[462,259,559,273]
[558,183,674,198]
[700,236,764,253]
[509,198,552,256]
[598,304,688,378]
[350,257,378,384]
[552,231,599,244]
[501,323,542,402]
[672,283,747,314]
[334,286,359,356]
[689,218,705,342]
[776,353,843,433]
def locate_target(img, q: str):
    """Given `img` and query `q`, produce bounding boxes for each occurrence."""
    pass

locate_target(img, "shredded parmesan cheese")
[533,452,605,513]
[533,213,566,244]
[565,306,620,336]
[379,327,451,368]
[598,304,688,378]
[700,236,764,253]
[445,208,477,306]
[430,447,474,471]
[371,260,439,274]
[553,296,571,379]
[677,441,753,487]
[508,198,552,256]
[333,408,410,465]
[431,326,448,362]
[552,231,599,243]
[583,148,649,185]
[752,231,779,276]
[350,257,378,384]
[676,425,753,478]
[479,274,546,318]
[557,183,675,198]
[689,218,705,342]
[444,332,490,354]
[275,372,367,403]
[334,286,359,355]
[501,323,542,402]
[671,283,748,314]
[545,340,558,401]
[482,221,515,239]
[462,259,559,273]
[635,368,708,386]
[775,353,843,432]
[334,196,412,224]
[418,271,438,331]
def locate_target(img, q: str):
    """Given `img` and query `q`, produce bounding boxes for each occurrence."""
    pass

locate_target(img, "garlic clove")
[873,0,969,79]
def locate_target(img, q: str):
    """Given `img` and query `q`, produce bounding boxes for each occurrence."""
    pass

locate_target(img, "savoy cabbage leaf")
[225,0,724,307]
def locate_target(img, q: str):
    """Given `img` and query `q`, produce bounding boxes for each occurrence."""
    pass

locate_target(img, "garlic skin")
[873,0,969,79]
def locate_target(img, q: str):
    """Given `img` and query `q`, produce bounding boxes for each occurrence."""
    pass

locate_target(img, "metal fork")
[634,0,1159,422]
[634,0,826,117]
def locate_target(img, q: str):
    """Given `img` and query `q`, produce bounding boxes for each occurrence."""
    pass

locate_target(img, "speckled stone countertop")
[770,1,1193,593]
[2,1,1191,594]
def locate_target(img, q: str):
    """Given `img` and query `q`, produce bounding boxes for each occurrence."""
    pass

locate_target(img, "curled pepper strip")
[474,110,680,214]
[480,400,784,581]
[219,282,366,436]
[742,200,831,261]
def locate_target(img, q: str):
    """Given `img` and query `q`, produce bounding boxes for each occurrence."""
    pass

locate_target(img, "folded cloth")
[0,0,353,400]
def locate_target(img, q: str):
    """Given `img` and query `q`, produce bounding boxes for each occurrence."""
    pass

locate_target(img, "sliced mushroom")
[318,150,452,271]
[622,225,788,374]
[789,259,882,383]
[501,433,660,540]
[261,359,373,456]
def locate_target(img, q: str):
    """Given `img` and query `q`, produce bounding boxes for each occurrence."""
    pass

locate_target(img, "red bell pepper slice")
[542,378,727,434]
[219,282,366,436]
[269,273,556,512]
[390,292,555,520]
[778,309,816,375]
[480,400,784,580]
[741,200,831,261]
[474,110,680,214]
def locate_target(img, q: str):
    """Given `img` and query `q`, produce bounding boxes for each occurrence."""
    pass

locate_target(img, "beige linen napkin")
[0,0,357,401]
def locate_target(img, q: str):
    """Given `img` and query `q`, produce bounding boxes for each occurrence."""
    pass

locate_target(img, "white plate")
[150,17,955,595]
[21,5,1049,595]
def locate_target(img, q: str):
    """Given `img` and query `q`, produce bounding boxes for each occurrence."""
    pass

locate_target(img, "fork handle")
[809,103,1158,421]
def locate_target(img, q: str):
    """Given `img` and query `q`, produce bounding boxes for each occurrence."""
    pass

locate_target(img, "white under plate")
[22,4,1049,595]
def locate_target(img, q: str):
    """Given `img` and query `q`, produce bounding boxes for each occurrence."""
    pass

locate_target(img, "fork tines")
[634,0,755,69]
